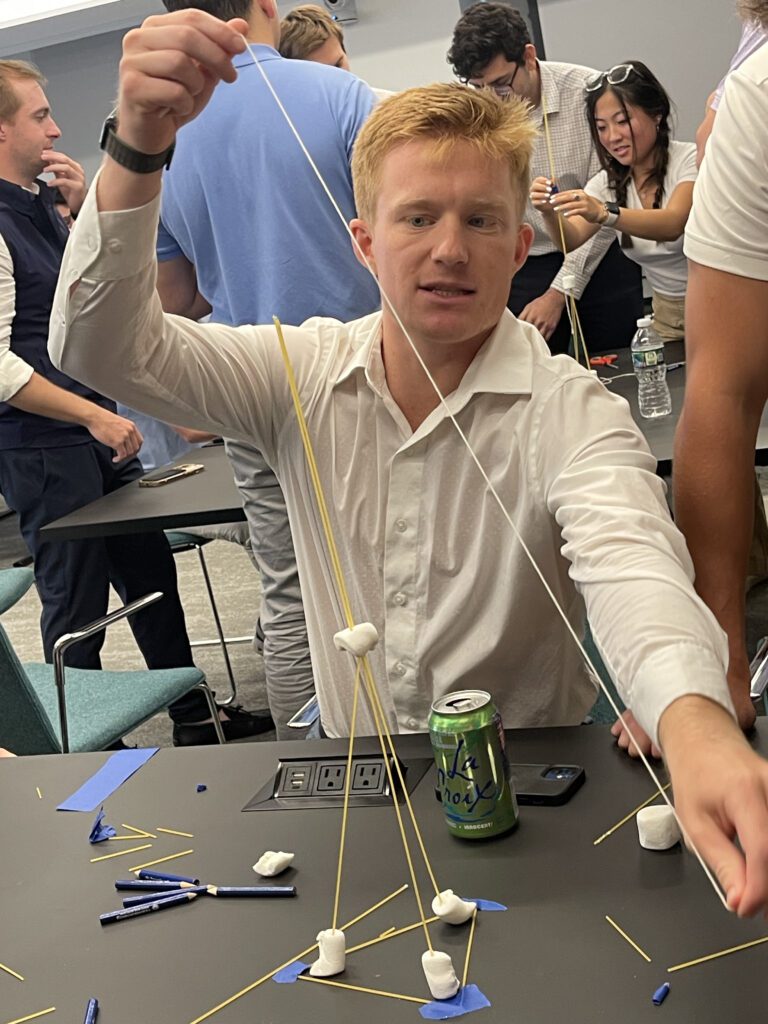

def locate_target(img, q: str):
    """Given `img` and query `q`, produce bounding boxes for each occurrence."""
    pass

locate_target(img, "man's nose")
[432,221,469,264]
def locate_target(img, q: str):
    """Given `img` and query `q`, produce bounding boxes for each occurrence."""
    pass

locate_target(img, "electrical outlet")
[351,760,385,794]
[315,762,347,792]
[276,761,315,796]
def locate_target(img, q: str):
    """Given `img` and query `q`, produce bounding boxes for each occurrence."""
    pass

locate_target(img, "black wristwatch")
[99,113,175,174]
[601,201,620,227]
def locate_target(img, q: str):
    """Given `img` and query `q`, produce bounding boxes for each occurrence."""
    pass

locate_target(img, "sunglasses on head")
[584,63,639,93]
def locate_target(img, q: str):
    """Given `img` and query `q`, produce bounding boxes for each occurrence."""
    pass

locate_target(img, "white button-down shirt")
[50,182,733,743]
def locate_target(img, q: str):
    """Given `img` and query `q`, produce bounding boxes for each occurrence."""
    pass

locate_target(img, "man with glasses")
[448,3,642,356]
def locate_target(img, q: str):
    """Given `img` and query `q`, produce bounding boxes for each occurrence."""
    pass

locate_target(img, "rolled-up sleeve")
[0,235,33,402]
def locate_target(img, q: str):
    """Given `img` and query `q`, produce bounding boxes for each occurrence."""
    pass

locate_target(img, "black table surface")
[40,443,245,542]
[2,725,768,1023]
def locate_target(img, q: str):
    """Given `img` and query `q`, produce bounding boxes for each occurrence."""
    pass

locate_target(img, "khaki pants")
[651,290,686,342]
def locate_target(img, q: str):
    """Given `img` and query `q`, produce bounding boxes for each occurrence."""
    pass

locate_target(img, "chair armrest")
[52,591,163,753]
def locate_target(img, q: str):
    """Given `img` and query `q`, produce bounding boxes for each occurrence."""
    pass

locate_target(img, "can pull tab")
[446,698,474,712]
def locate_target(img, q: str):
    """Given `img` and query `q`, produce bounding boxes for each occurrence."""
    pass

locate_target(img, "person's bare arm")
[547,181,695,244]
[674,261,768,729]
[9,373,143,461]
[696,93,718,167]
[157,253,212,320]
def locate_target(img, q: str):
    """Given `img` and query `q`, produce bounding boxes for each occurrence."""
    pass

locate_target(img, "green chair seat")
[23,662,205,753]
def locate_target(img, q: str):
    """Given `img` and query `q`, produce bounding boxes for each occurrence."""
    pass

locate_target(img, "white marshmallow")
[333,622,380,657]
[310,928,346,977]
[253,850,295,877]
[636,805,681,850]
[421,950,460,1001]
[431,890,476,925]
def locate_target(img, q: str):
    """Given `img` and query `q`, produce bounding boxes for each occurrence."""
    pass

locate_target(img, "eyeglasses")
[470,62,520,98]
[584,63,639,93]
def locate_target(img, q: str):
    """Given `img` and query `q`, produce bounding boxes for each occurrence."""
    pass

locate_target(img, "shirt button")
[395,519,407,533]
[407,718,418,729]
[108,239,122,253]
[393,662,406,676]
[394,592,407,606]
[86,235,97,251]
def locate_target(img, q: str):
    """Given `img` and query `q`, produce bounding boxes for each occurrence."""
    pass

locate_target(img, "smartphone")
[287,694,320,729]
[510,763,585,806]
[138,463,205,487]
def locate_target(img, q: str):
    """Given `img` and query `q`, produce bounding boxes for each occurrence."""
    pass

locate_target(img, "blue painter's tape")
[58,749,159,812]
[89,806,117,843]
[273,961,310,984]
[460,898,507,912]
[419,985,491,1019]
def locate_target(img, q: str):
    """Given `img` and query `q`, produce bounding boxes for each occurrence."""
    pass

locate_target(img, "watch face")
[606,202,620,216]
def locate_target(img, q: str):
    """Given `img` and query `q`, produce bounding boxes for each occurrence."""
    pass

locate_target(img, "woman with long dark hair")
[530,61,696,341]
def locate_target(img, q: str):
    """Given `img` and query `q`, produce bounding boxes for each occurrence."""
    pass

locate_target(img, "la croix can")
[429,690,518,840]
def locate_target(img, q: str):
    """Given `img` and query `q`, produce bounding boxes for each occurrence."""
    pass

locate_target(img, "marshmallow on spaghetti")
[432,890,476,925]
[310,928,346,977]
[422,950,460,1000]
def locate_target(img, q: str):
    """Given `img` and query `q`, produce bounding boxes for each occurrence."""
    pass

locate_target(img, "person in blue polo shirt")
[0,58,271,745]
[154,0,381,737]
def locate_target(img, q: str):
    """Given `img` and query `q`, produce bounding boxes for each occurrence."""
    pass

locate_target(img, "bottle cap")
[636,317,653,328]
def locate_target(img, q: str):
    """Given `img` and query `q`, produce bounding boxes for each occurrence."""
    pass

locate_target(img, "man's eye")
[408,216,430,227]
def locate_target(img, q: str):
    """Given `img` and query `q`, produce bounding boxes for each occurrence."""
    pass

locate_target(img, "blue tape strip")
[89,805,117,843]
[460,898,507,912]
[419,985,491,1019]
[273,961,310,984]
[57,749,159,812]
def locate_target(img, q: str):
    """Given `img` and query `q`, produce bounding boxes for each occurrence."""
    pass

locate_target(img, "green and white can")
[429,690,518,840]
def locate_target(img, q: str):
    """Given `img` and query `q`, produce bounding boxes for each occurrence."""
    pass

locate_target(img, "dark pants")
[509,240,643,356]
[0,441,206,722]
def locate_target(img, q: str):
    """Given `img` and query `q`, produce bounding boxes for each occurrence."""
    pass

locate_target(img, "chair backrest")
[0,569,61,754]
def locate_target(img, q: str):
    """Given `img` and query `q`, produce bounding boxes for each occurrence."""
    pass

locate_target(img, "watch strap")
[100,120,174,174]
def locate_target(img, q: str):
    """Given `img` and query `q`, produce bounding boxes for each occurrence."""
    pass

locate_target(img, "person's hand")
[529,176,557,214]
[549,188,607,225]
[611,708,662,759]
[84,407,143,462]
[0,747,16,757]
[42,151,87,215]
[518,288,566,341]
[171,424,219,444]
[117,10,248,157]
[660,695,768,917]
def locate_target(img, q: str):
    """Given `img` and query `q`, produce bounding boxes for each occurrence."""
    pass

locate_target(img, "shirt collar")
[233,43,281,69]
[333,309,534,400]
[535,61,561,121]
[0,176,46,215]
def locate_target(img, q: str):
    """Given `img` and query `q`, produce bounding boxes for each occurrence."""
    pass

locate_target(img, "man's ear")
[512,221,534,277]
[350,218,377,277]
[523,43,538,71]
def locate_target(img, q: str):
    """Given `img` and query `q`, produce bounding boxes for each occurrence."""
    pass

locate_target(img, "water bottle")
[631,317,671,419]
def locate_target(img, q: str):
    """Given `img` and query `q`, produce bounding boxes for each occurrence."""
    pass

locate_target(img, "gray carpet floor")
[0,523,275,747]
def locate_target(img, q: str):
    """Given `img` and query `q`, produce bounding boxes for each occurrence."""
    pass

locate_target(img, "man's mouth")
[420,284,475,298]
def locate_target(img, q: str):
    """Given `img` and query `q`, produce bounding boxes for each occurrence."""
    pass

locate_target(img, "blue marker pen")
[100,890,198,925]
[206,885,297,898]
[137,868,200,884]
[123,885,207,908]
[83,997,99,1024]
[115,879,197,892]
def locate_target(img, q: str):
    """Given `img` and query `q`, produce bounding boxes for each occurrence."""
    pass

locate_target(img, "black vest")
[0,177,113,449]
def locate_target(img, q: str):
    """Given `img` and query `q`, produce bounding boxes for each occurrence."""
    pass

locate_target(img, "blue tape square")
[273,961,310,984]
[419,984,491,1019]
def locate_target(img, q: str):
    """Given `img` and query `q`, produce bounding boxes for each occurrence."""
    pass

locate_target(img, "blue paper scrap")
[57,748,159,812]
[419,985,491,1020]
[461,898,507,912]
[652,982,671,1006]
[196,784,207,793]
[89,806,117,843]
[273,961,309,984]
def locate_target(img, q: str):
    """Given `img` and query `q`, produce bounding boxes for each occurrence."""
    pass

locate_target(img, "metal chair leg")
[195,544,237,705]
[197,681,227,744]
